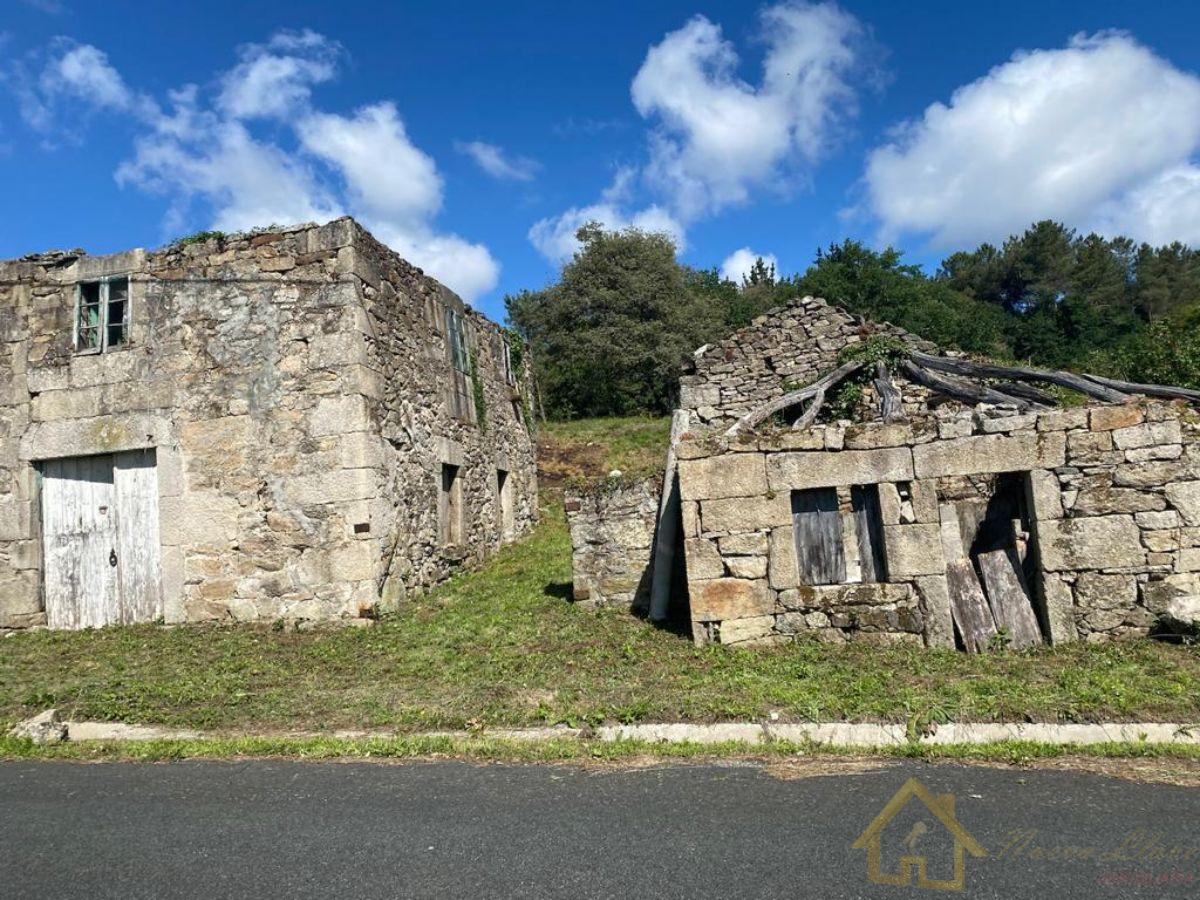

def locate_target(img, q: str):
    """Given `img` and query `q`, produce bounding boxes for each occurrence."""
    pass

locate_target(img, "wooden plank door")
[791,487,845,585]
[851,485,887,584]
[42,455,120,629]
[113,449,163,623]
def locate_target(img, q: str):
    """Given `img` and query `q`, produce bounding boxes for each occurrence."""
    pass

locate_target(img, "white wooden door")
[113,449,163,624]
[42,455,120,628]
[41,450,163,628]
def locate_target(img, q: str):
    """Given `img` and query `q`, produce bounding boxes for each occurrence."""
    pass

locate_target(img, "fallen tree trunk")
[725,359,864,436]
[899,360,1031,409]
[910,351,1129,403]
[873,361,903,422]
[1079,373,1200,404]
[792,386,826,430]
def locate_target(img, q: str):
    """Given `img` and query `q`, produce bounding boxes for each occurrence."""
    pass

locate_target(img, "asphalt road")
[2,758,1198,898]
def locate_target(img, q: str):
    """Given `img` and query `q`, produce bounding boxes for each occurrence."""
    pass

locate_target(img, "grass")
[537,415,672,489]
[3,503,1200,736]
[3,732,1200,767]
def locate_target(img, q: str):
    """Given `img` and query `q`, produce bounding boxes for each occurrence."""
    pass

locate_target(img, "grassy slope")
[2,416,1199,735]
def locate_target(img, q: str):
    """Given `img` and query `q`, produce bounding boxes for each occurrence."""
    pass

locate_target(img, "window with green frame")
[76,276,130,353]
[446,307,469,373]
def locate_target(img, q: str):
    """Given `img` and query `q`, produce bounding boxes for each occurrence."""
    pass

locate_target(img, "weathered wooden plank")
[42,454,119,629]
[649,409,690,621]
[851,485,887,583]
[977,548,1043,649]
[114,448,163,625]
[946,559,997,653]
[900,360,1031,409]
[792,487,845,585]
[1079,373,1200,404]
[909,351,1130,403]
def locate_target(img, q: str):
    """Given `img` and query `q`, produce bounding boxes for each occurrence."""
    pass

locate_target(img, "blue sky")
[3,1,1200,322]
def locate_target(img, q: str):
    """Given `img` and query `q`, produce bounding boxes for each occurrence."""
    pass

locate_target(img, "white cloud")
[218,30,339,120]
[12,32,499,300]
[530,2,867,264]
[15,40,159,130]
[528,166,686,263]
[299,103,443,226]
[455,140,539,181]
[720,247,779,283]
[117,119,341,234]
[529,200,685,264]
[632,2,865,221]
[861,31,1200,248]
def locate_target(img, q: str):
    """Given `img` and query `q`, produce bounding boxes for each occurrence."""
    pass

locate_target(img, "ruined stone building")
[0,218,538,630]
[569,296,1200,650]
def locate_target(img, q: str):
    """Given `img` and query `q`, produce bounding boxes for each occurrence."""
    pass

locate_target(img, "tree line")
[506,220,1200,419]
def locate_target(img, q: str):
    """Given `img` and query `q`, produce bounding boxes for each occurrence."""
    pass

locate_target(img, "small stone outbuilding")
[0,218,537,630]
[569,296,1200,650]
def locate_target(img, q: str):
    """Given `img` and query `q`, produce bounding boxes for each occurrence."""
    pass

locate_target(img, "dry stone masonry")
[564,477,660,610]
[568,294,1200,650]
[677,400,1200,646]
[0,218,537,631]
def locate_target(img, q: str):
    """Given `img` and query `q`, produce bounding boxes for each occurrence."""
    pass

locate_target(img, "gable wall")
[678,296,936,429]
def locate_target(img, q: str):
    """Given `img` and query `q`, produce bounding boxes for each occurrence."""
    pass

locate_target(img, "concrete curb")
[39,719,1200,749]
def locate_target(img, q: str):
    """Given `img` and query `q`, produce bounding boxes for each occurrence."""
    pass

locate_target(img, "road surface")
[2,758,1198,898]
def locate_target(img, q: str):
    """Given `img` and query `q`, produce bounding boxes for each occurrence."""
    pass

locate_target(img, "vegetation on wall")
[469,351,487,431]
[508,219,1200,419]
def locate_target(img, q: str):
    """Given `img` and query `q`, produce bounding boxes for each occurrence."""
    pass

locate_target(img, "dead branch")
[910,351,1129,403]
[1079,373,1200,404]
[792,386,826,430]
[899,360,1032,409]
[873,360,903,422]
[725,359,864,436]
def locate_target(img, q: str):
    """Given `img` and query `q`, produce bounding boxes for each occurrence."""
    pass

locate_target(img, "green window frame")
[75,275,130,354]
[446,307,469,374]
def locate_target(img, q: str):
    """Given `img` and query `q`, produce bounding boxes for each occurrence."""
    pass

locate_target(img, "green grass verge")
[3,503,1200,735]
[2,733,1199,765]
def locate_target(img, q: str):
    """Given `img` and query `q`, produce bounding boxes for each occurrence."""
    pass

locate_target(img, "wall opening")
[939,471,1045,651]
[496,468,514,541]
[440,463,463,547]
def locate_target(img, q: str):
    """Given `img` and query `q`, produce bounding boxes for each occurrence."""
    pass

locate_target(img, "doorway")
[40,449,163,628]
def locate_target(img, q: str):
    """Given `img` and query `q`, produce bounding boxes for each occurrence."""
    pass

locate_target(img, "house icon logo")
[852,777,987,891]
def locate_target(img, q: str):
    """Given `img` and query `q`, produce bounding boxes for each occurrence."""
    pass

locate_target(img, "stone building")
[0,218,538,631]
[569,295,1200,649]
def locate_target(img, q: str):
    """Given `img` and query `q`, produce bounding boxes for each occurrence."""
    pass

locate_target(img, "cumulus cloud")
[528,167,685,262]
[633,2,864,221]
[720,247,779,283]
[455,140,539,181]
[11,31,499,300]
[218,29,339,120]
[530,2,868,264]
[14,40,159,130]
[861,31,1200,247]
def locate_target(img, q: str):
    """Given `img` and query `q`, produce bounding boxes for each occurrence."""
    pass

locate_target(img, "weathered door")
[113,450,163,623]
[41,450,162,629]
[791,487,846,585]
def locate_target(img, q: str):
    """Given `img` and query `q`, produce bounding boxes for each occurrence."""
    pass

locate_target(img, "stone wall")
[0,217,537,629]
[676,400,1200,647]
[678,296,936,429]
[564,477,660,611]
